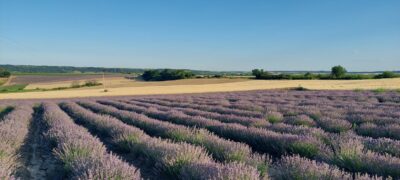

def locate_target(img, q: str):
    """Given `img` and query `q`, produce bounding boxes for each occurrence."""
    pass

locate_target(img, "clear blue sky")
[0,0,399,71]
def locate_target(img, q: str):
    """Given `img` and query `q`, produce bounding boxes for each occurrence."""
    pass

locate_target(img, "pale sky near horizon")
[0,0,399,71]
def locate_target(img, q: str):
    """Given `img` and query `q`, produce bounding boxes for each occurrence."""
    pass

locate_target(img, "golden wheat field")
[1,78,400,99]
[24,77,248,90]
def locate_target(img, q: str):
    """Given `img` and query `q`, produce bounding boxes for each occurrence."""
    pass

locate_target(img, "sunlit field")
[1,78,400,99]
[1,90,399,179]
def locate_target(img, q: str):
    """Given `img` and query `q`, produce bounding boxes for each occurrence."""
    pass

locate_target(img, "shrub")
[265,111,283,124]
[290,142,319,159]
[315,117,352,133]
[372,88,386,93]
[271,155,353,180]
[285,115,316,127]
[84,80,101,86]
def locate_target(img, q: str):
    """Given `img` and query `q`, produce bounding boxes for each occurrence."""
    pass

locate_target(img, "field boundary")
[0,78,399,100]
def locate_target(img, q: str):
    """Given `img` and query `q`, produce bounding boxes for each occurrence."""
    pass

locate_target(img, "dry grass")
[9,74,123,85]
[1,78,400,99]
[25,77,248,90]
[0,78,8,86]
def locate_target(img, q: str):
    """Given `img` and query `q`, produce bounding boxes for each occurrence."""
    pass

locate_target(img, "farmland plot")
[0,90,399,179]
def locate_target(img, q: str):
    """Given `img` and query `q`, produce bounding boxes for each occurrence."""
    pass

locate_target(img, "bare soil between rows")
[16,107,64,180]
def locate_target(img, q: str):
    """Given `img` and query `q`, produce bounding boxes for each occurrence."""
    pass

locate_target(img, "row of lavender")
[41,103,141,179]
[133,92,399,140]
[1,90,399,179]
[71,100,381,179]
[0,105,32,178]
[124,98,400,158]
[1,102,261,179]
[95,99,399,179]
[60,102,262,179]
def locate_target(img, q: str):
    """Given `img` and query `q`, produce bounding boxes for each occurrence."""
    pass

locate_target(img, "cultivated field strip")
[128,99,268,127]
[99,99,400,178]
[136,98,265,118]
[0,105,33,178]
[60,102,261,179]
[41,103,141,179]
[1,90,400,179]
[133,97,400,139]
[133,93,400,139]
[125,98,400,158]
[78,100,391,180]
[77,100,270,177]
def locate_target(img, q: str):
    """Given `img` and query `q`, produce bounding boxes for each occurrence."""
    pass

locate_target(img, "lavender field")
[1,90,399,179]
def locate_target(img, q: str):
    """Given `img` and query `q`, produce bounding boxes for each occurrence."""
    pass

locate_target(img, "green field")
[0,84,29,93]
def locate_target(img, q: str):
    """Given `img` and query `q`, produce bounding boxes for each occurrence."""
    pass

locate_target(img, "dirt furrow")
[16,107,63,180]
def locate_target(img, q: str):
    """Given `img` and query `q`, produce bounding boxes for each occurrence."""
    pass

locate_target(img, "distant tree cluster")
[0,68,11,77]
[252,65,399,80]
[375,71,399,79]
[0,64,144,74]
[0,64,249,76]
[141,69,194,81]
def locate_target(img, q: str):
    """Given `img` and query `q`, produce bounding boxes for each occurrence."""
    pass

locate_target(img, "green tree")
[331,65,347,78]
[252,69,264,79]
[379,71,396,78]
[0,68,11,77]
[142,70,161,81]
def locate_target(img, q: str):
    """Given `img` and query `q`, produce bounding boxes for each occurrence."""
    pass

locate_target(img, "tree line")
[0,64,244,76]
[141,69,194,81]
[252,66,400,80]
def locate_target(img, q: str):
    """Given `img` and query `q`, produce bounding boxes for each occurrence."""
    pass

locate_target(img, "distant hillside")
[0,64,145,74]
[1,64,397,76]
[0,64,249,76]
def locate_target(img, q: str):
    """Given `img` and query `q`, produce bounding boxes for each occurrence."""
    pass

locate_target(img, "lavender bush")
[0,105,33,178]
[41,103,141,179]
[2,89,399,179]
[98,100,329,159]
[60,102,261,179]
[271,155,382,180]
[78,101,270,177]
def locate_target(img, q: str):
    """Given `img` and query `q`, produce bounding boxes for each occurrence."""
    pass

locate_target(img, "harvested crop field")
[25,77,248,90]
[8,74,124,85]
[1,90,399,179]
[1,78,400,99]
